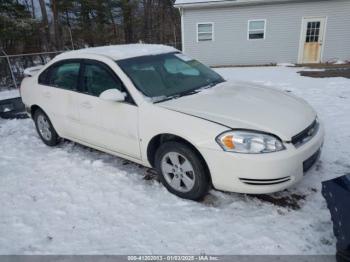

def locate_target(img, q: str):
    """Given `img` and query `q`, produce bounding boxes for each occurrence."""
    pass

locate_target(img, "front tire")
[34,109,60,147]
[155,141,210,201]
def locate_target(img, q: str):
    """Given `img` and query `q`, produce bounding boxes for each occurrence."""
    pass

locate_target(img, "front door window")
[83,63,122,97]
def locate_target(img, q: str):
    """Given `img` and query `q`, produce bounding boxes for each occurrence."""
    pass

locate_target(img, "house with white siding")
[175,0,350,66]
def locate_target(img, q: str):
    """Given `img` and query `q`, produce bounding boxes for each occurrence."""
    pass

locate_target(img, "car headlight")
[216,130,285,154]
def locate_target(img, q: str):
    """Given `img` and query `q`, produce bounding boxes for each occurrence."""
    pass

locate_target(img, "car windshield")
[117,52,224,102]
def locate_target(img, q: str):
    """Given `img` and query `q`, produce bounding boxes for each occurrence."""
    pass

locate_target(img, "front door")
[299,17,326,64]
[77,60,141,160]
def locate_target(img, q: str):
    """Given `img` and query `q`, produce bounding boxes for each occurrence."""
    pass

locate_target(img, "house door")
[299,17,326,64]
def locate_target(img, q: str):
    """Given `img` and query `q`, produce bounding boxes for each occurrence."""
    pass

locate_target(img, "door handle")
[81,102,92,109]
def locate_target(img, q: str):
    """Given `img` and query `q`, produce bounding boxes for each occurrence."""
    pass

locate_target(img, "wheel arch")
[30,105,43,118]
[146,133,212,183]
[30,105,61,136]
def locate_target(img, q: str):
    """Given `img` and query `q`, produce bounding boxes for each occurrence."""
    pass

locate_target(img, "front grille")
[303,149,321,173]
[239,176,291,186]
[292,120,319,147]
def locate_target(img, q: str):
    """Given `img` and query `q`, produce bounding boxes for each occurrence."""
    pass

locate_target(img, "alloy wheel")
[161,152,196,193]
[37,114,52,141]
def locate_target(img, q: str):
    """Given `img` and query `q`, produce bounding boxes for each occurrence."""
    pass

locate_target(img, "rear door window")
[48,62,80,90]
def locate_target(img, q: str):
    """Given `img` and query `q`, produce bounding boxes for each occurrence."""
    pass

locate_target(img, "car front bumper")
[200,123,325,194]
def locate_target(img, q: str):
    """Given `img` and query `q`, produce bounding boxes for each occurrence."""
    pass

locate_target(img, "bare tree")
[30,0,35,18]
[50,0,62,50]
[38,0,50,50]
[107,0,119,42]
[120,0,135,43]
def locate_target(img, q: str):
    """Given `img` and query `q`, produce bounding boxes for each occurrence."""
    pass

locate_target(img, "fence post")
[1,50,18,89]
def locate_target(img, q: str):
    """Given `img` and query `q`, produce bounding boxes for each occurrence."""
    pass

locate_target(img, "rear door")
[37,60,81,137]
[76,60,141,159]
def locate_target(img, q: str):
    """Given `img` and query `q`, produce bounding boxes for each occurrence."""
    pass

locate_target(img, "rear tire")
[155,141,210,201]
[34,109,60,147]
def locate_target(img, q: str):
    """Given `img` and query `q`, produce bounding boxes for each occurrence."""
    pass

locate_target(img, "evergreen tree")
[0,0,181,53]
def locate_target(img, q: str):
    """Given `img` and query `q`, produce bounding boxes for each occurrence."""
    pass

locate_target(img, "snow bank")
[0,89,20,100]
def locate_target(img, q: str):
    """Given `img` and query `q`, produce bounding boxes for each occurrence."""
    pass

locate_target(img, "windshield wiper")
[209,79,225,88]
[154,80,225,104]
[177,89,200,98]
[154,90,197,104]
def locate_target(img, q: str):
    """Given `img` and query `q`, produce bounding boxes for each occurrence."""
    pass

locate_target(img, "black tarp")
[0,97,27,119]
[322,174,350,262]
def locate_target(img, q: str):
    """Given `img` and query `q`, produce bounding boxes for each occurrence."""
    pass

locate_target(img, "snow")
[334,60,347,65]
[57,44,178,61]
[23,65,44,77]
[0,89,20,100]
[1,66,350,254]
[277,63,295,67]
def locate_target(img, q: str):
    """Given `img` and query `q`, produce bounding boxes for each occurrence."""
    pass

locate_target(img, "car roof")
[55,44,178,61]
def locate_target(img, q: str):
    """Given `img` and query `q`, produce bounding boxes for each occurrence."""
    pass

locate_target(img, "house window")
[248,20,266,40]
[306,21,321,42]
[197,23,214,42]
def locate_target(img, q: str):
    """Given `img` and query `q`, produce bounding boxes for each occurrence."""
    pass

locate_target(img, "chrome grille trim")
[292,119,319,148]
[239,176,291,186]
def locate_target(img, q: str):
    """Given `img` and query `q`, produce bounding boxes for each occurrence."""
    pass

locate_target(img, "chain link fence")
[0,51,64,91]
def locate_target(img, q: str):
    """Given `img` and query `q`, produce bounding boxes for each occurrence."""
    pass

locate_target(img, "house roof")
[174,0,316,8]
[55,44,178,61]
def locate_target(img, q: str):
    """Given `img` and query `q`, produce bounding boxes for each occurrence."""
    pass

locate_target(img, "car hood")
[158,81,316,140]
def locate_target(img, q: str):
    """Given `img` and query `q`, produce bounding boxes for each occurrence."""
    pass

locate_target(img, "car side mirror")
[100,89,126,102]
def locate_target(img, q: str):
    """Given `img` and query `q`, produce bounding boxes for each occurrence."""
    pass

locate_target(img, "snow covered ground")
[0,89,20,100]
[1,66,349,255]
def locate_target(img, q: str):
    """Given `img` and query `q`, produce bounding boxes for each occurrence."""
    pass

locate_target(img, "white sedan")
[21,44,324,200]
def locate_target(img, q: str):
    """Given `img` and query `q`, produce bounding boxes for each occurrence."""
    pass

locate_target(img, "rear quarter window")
[38,69,49,85]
